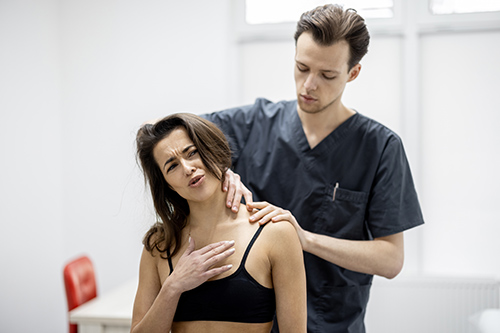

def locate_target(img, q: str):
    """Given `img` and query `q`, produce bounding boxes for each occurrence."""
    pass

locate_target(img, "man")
[203,4,424,332]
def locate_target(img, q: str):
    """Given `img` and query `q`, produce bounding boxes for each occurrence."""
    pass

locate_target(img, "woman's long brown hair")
[136,113,231,259]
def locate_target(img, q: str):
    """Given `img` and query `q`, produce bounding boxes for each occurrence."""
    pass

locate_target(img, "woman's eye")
[189,149,198,157]
[167,163,177,172]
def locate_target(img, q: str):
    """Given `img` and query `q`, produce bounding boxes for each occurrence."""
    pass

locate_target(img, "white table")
[69,279,137,333]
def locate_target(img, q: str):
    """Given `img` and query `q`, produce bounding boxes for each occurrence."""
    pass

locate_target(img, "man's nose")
[304,73,317,91]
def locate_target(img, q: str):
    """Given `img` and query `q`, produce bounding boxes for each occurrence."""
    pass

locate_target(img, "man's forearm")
[302,231,404,279]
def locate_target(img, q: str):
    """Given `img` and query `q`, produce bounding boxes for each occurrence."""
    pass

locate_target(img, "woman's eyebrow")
[162,144,195,170]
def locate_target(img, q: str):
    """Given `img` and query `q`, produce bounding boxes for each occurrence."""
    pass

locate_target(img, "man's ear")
[347,63,361,82]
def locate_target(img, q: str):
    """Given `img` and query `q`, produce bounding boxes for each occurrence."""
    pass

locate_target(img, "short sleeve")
[366,135,424,238]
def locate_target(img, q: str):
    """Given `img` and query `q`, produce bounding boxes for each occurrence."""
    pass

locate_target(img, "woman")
[131,113,306,333]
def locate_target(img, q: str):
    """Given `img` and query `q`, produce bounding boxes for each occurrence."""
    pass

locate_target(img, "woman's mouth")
[189,175,204,187]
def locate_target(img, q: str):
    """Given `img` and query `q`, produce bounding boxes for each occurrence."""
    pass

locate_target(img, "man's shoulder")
[217,98,295,115]
[236,98,295,116]
[353,112,402,144]
[256,98,296,119]
[203,98,296,127]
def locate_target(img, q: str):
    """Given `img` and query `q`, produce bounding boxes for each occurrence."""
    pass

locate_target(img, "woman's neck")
[186,188,238,231]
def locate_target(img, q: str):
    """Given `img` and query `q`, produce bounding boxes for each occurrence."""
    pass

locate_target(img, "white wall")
[57,0,234,294]
[420,30,500,277]
[0,0,233,332]
[0,1,65,332]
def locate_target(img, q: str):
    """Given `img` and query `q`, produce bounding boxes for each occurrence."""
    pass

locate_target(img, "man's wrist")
[301,229,315,253]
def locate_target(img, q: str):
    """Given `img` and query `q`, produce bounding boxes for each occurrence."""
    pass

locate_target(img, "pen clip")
[332,182,339,201]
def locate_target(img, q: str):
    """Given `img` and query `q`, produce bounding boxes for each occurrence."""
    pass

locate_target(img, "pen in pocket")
[332,182,339,201]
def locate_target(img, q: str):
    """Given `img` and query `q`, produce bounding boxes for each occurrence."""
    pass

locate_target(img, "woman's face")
[153,127,220,203]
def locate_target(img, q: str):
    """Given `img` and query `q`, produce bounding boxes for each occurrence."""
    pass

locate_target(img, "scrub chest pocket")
[316,183,369,240]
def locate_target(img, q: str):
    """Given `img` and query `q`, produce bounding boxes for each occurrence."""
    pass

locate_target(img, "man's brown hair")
[294,4,370,70]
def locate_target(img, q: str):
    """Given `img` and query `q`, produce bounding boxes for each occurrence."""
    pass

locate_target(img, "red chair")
[63,255,98,333]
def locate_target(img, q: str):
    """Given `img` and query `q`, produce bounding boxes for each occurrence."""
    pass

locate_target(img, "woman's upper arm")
[131,247,161,330]
[268,222,307,332]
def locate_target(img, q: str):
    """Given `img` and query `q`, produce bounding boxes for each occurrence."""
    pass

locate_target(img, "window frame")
[417,1,500,33]
[234,0,500,43]
[233,0,405,43]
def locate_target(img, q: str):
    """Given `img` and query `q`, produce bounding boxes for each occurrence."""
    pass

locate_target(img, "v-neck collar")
[290,102,360,158]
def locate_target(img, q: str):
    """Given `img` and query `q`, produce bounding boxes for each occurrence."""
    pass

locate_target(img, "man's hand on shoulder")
[222,169,253,213]
[247,201,309,250]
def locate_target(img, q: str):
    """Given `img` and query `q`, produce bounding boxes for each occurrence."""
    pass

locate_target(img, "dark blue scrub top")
[203,98,424,333]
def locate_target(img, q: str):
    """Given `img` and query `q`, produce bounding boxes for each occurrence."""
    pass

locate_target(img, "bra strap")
[240,224,266,265]
[167,224,266,273]
[166,248,173,275]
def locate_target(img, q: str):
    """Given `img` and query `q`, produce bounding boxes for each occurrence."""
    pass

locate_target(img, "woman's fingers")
[204,248,235,273]
[199,242,236,280]
[195,240,236,272]
[173,239,236,292]
[197,239,235,255]
[203,263,234,280]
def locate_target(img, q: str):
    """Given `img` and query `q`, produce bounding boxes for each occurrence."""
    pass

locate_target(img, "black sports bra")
[168,224,276,323]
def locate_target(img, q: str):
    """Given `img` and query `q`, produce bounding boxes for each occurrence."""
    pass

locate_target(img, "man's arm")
[248,201,404,279]
[301,230,404,279]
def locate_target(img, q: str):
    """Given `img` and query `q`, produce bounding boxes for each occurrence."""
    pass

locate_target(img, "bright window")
[429,0,500,15]
[245,0,394,25]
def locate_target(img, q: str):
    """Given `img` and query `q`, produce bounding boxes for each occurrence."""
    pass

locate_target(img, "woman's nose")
[182,160,196,175]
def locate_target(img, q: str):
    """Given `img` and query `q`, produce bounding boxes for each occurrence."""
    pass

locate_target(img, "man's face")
[294,32,360,114]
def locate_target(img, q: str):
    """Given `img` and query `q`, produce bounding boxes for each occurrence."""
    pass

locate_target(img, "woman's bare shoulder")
[259,222,303,272]
[264,220,296,233]
[260,221,300,245]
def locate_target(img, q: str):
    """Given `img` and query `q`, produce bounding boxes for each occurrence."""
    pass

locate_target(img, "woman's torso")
[156,209,275,332]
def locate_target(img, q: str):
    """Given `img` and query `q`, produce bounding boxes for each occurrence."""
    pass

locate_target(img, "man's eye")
[324,75,336,80]
[297,65,308,72]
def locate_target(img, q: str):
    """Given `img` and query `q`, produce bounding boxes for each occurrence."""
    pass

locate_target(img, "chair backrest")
[63,255,97,333]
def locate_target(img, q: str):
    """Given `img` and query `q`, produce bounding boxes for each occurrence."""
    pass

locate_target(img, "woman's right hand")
[167,238,235,293]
